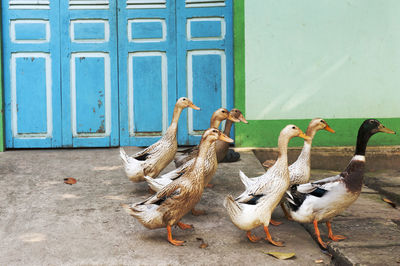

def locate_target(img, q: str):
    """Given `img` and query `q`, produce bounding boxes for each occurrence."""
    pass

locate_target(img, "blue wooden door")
[177,0,234,145]
[2,0,62,148]
[60,0,119,147]
[118,0,178,147]
[2,0,233,148]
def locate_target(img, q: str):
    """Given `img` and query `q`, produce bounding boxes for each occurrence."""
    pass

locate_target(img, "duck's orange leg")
[313,220,327,249]
[246,231,261,242]
[270,219,283,226]
[264,226,284,247]
[326,221,346,241]
[167,225,185,246]
[177,221,193,230]
[281,202,293,220]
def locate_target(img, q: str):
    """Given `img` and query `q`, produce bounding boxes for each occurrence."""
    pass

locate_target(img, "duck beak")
[238,114,249,124]
[324,124,335,133]
[219,133,234,143]
[378,124,396,134]
[189,103,201,110]
[227,114,240,123]
[299,131,312,141]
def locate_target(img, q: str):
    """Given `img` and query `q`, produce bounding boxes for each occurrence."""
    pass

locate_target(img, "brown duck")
[173,108,240,168]
[123,128,233,246]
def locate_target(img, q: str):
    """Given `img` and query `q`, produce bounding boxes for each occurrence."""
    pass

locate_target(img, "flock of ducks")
[120,97,396,249]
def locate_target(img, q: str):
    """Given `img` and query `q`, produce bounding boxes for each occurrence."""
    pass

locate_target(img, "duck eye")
[292,126,296,129]
[183,98,186,101]
[320,120,324,123]
[222,110,226,113]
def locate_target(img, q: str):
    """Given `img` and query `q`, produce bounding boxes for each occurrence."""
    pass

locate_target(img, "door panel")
[60,0,119,147]
[118,0,177,146]
[177,0,233,145]
[2,0,62,148]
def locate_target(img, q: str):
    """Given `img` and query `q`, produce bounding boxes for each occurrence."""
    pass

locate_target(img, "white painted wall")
[245,0,400,120]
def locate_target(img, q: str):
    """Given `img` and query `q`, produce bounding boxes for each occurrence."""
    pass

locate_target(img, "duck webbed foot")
[270,219,283,226]
[191,208,206,216]
[246,231,261,242]
[326,221,346,241]
[167,225,185,246]
[177,221,193,230]
[264,226,284,247]
[313,220,327,249]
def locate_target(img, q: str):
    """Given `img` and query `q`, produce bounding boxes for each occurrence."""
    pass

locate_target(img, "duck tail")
[121,203,136,216]
[119,147,130,165]
[144,176,164,192]
[239,170,252,188]
[121,203,162,229]
[224,195,242,219]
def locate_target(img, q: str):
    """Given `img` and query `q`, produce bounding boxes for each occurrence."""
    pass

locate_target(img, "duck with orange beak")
[123,128,233,246]
[224,125,310,246]
[285,119,396,249]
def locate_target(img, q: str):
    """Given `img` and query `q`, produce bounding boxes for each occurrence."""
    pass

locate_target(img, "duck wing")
[140,182,183,206]
[286,174,344,210]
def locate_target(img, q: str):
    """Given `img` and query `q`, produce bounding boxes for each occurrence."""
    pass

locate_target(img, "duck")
[120,97,200,182]
[148,109,247,193]
[122,128,233,246]
[215,109,248,162]
[251,119,335,221]
[285,119,395,248]
[174,108,240,168]
[224,125,310,246]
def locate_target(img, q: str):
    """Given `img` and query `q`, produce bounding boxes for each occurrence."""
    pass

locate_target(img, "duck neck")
[167,105,183,135]
[223,119,233,136]
[276,135,289,167]
[210,116,222,129]
[354,129,373,156]
[296,126,315,162]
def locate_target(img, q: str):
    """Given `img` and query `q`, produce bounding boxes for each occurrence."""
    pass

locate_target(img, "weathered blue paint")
[73,22,106,41]
[192,54,222,131]
[60,1,119,147]
[74,57,106,134]
[14,22,47,41]
[190,20,222,39]
[16,57,48,134]
[177,1,234,145]
[118,1,178,146]
[2,1,234,148]
[131,21,164,40]
[132,56,163,134]
[2,1,62,148]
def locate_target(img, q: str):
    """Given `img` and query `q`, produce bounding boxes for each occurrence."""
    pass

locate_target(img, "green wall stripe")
[234,0,245,113]
[236,118,400,147]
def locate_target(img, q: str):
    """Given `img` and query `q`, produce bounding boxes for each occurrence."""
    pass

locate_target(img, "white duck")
[252,119,335,221]
[224,125,310,246]
[120,97,200,182]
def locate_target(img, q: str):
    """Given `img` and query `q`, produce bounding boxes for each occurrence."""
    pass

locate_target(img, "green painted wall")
[235,0,400,147]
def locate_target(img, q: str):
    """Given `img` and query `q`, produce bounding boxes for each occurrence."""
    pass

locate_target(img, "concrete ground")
[0,148,399,265]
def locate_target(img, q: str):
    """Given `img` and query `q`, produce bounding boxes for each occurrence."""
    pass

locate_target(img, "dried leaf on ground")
[263,160,276,168]
[265,251,295,260]
[64,178,77,185]
[382,198,396,208]
[196,237,208,249]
